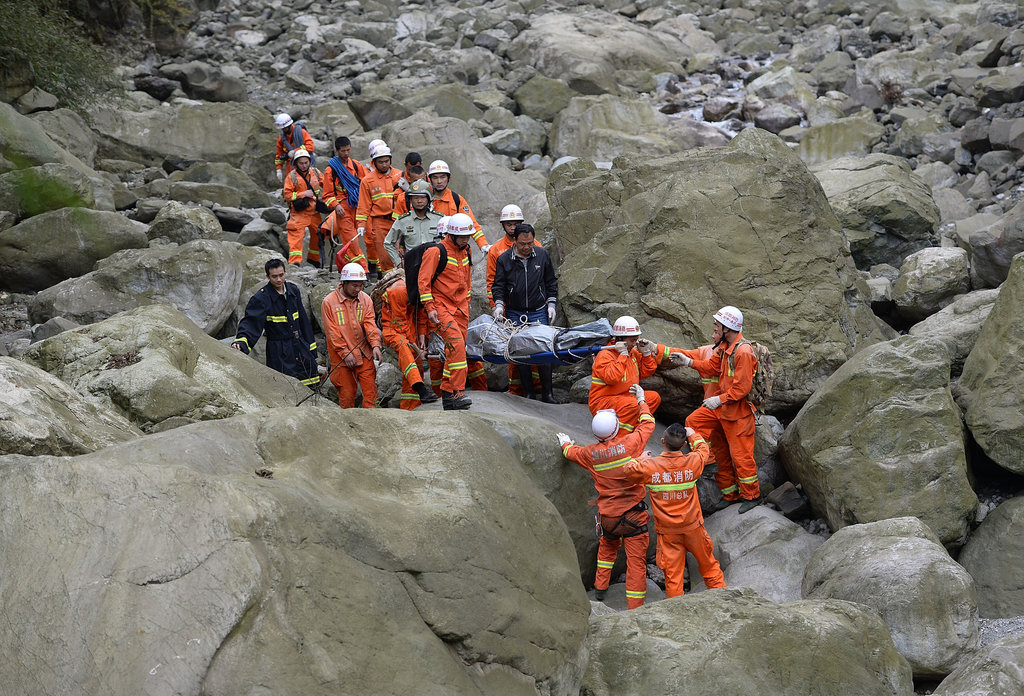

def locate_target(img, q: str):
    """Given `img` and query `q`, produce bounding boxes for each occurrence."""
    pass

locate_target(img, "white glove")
[276,169,283,183]
[397,176,410,192]
[630,384,645,403]
[703,395,722,410]
[685,427,696,438]
[613,341,629,355]
[669,352,692,367]
[557,433,574,447]
[357,227,365,237]
[481,244,492,254]
[637,338,655,357]
[547,304,556,323]
[493,305,505,321]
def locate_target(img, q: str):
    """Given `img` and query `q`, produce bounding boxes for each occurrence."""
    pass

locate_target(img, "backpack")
[286,122,315,167]
[402,241,447,310]
[371,268,405,323]
[729,339,774,409]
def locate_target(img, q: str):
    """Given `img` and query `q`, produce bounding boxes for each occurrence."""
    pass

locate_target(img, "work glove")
[397,176,410,192]
[613,341,630,355]
[276,169,283,183]
[702,395,722,410]
[357,227,366,237]
[637,338,655,357]
[630,384,646,403]
[685,427,696,438]
[547,303,556,323]
[557,433,574,448]
[481,244,492,254]
[493,305,505,321]
[669,352,692,367]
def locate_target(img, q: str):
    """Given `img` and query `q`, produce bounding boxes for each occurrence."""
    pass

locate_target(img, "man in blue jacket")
[231,258,321,387]
[492,224,559,402]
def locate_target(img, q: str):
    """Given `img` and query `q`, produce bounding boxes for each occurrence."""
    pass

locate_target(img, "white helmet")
[428,159,451,176]
[274,113,293,129]
[592,409,619,440]
[713,305,743,332]
[435,215,450,237]
[340,263,367,281]
[612,315,642,337]
[447,212,475,236]
[290,148,311,163]
[499,204,525,223]
[370,143,392,160]
[367,138,385,155]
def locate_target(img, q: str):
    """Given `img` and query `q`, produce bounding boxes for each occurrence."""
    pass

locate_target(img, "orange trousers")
[367,215,394,271]
[508,364,540,395]
[385,330,425,411]
[686,407,759,500]
[428,356,486,395]
[595,519,650,610]
[435,306,468,393]
[286,211,322,265]
[657,527,726,598]
[591,390,662,438]
[332,360,377,409]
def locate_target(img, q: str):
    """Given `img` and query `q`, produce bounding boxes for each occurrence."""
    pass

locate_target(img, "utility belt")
[598,499,649,539]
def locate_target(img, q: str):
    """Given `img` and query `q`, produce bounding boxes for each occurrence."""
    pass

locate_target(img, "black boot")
[367,262,378,280]
[452,390,472,410]
[441,390,456,411]
[539,365,556,403]
[517,365,535,400]
[414,381,438,404]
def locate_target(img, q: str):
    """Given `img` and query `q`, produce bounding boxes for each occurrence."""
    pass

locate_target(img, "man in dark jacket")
[491,224,559,402]
[232,258,321,388]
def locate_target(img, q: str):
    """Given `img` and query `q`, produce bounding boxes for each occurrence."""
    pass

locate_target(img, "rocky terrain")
[3,0,1024,694]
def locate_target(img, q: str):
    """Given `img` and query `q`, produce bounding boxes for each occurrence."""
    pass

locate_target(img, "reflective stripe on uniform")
[300,376,321,386]
[720,484,739,495]
[593,455,631,472]
[591,377,606,386]
[647,481,697,492]
[233,336,250,347]
[738,474,759,484]
[625,589,646,599]
[596,560,614,569]
[618,422,635,433]
[267,315,288,323]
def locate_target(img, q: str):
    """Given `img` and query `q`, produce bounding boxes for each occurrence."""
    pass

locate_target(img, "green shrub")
[0,1,120,109]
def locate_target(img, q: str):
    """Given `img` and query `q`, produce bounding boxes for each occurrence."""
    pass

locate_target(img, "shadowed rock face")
[0,407,590,696]
[549,127,894,417]
[958,497,1024,620]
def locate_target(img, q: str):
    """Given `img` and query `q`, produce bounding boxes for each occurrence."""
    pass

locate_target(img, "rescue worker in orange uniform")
[321,263,383,409]
[623,421,727,598]
[380,276,438,410]
[282,148,324,266]
[589,315,674,437]
[274,113,315,183]
[320,210,368,273]
[321,136,368,248]
[424,160,489,254]
[355,141,402,278]
[486,204,542,395]
[558,385,655,609]
[682,306,762,514]
[418,212,474,410]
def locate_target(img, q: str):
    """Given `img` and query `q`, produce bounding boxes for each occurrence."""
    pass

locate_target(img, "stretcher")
[464,316,613,365]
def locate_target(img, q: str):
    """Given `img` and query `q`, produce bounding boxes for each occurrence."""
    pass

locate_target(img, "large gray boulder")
[23,304,314,432]
[796,111,887,166]
[892,247,971,322]
[0,208,149,292]
[549,127,894,416]
[909,288,999,377]
[380,115,543,239]
[147,200,224,244]
[933,634,1024,695]
[803,517,979,677]
[550,95,728,161]
[506,11,706,96]
[0,163,114,218]
[779,336,977,545]
[958,253,1024,474]
[86,100,277,188]
[29,108,98,167]
[0,102,94,177]
[166,161,271,208]
[29,239,243,335]
[958,497,1024,619]
[582,588,913,696]
[955,197,1024,288]
[0,356,141,455]
[0,407,589,695]
[157,61,247,102]
[692,505,825,602]
[811,154,941,269]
